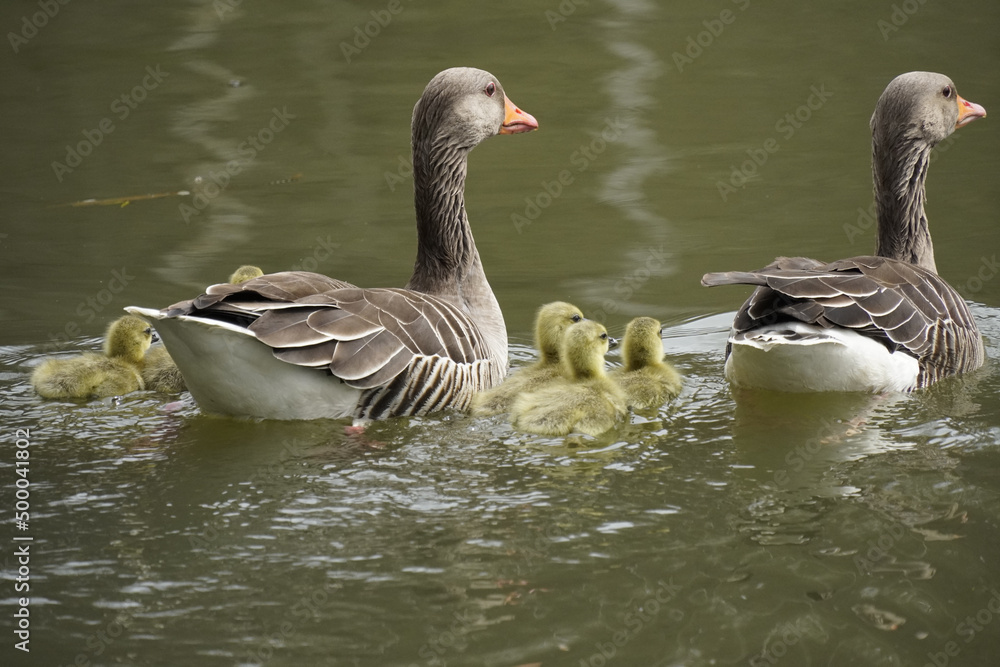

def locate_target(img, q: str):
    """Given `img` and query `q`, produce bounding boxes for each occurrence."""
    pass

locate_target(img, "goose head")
[872,72,985,154]
[104,315,154,364]
[621,317,665,371]
[871,72,986,272]
[412,67,538,153]
[229,265,264,284]
[535,301,585,364]
[561,320,612,381]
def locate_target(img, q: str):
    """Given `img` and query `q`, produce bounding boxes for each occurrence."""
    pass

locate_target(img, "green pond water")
[1,0,999,665]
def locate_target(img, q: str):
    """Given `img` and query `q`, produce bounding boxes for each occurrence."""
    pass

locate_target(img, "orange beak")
[956,94,986,129]
[500,94,539,134]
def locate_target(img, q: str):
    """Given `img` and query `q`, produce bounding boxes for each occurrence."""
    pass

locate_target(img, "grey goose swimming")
[702,72,987,392]
[130,68,538,421]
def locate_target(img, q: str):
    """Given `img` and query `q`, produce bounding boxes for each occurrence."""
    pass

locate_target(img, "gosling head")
[103,315,154,364]
[621,317,664,371]
[535,301,585,364]
[229,265,264,284]
[560,320,611,381]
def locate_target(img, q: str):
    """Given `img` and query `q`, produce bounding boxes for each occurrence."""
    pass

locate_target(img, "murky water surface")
[2,1,999,665]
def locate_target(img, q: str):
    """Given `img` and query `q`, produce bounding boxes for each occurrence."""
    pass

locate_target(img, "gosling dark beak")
[500,95,539,135]
[607,336,619,349]
[151,332,160,344]
[956,95,986,129]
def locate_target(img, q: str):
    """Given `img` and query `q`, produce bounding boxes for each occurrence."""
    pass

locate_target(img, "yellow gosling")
[610,317,682,410]
[32,315,152,399]
[511,320,626,437]
[229,265,264,284]
[471,302,584,416]
[141,345,186,393]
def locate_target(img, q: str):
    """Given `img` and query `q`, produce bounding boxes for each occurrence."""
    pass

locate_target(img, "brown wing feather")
[166,275,499,414]
[703,255,984,386]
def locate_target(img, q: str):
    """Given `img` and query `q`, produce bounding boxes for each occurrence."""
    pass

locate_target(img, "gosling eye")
[599,333,608,341]
[144,327,153,336]
[942,85,953,99]
[484,81,496,97]
[571,314,582,323]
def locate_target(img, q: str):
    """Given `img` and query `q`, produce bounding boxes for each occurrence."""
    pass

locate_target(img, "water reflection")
[567,0,678,325]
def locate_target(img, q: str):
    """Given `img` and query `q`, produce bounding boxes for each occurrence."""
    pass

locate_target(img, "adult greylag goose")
[610,317,682,409]
[129,68,538,420]
[511,320,626,436]
[702,72,986,392]
[32,315,152,399]
[471,301,585,416]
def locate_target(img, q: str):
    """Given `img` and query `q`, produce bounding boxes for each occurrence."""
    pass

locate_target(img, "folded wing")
[702,256,983,387]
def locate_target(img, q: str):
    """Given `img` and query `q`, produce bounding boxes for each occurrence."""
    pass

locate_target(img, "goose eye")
[942,85,952,99]
[484,82,496,97]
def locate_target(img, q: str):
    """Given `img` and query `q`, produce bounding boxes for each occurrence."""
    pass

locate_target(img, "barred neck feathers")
[870,72,984,273]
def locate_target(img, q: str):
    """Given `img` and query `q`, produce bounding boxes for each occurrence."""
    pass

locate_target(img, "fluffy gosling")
[32,315,152,399]
[228,265,264,284]
[610,317,682,409]
[471,301,585,416]
[511,320,626,437]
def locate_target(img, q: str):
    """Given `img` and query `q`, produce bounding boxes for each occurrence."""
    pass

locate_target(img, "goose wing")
[165,274,501,418]
[702,255,983,386]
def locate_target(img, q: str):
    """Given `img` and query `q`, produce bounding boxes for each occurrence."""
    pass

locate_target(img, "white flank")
[724,322,920,393]
[127,307,360,420]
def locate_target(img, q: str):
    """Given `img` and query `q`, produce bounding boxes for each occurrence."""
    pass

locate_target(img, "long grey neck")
[872,135,937,273]
[407,137,475,290]
[405,131,507,360]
